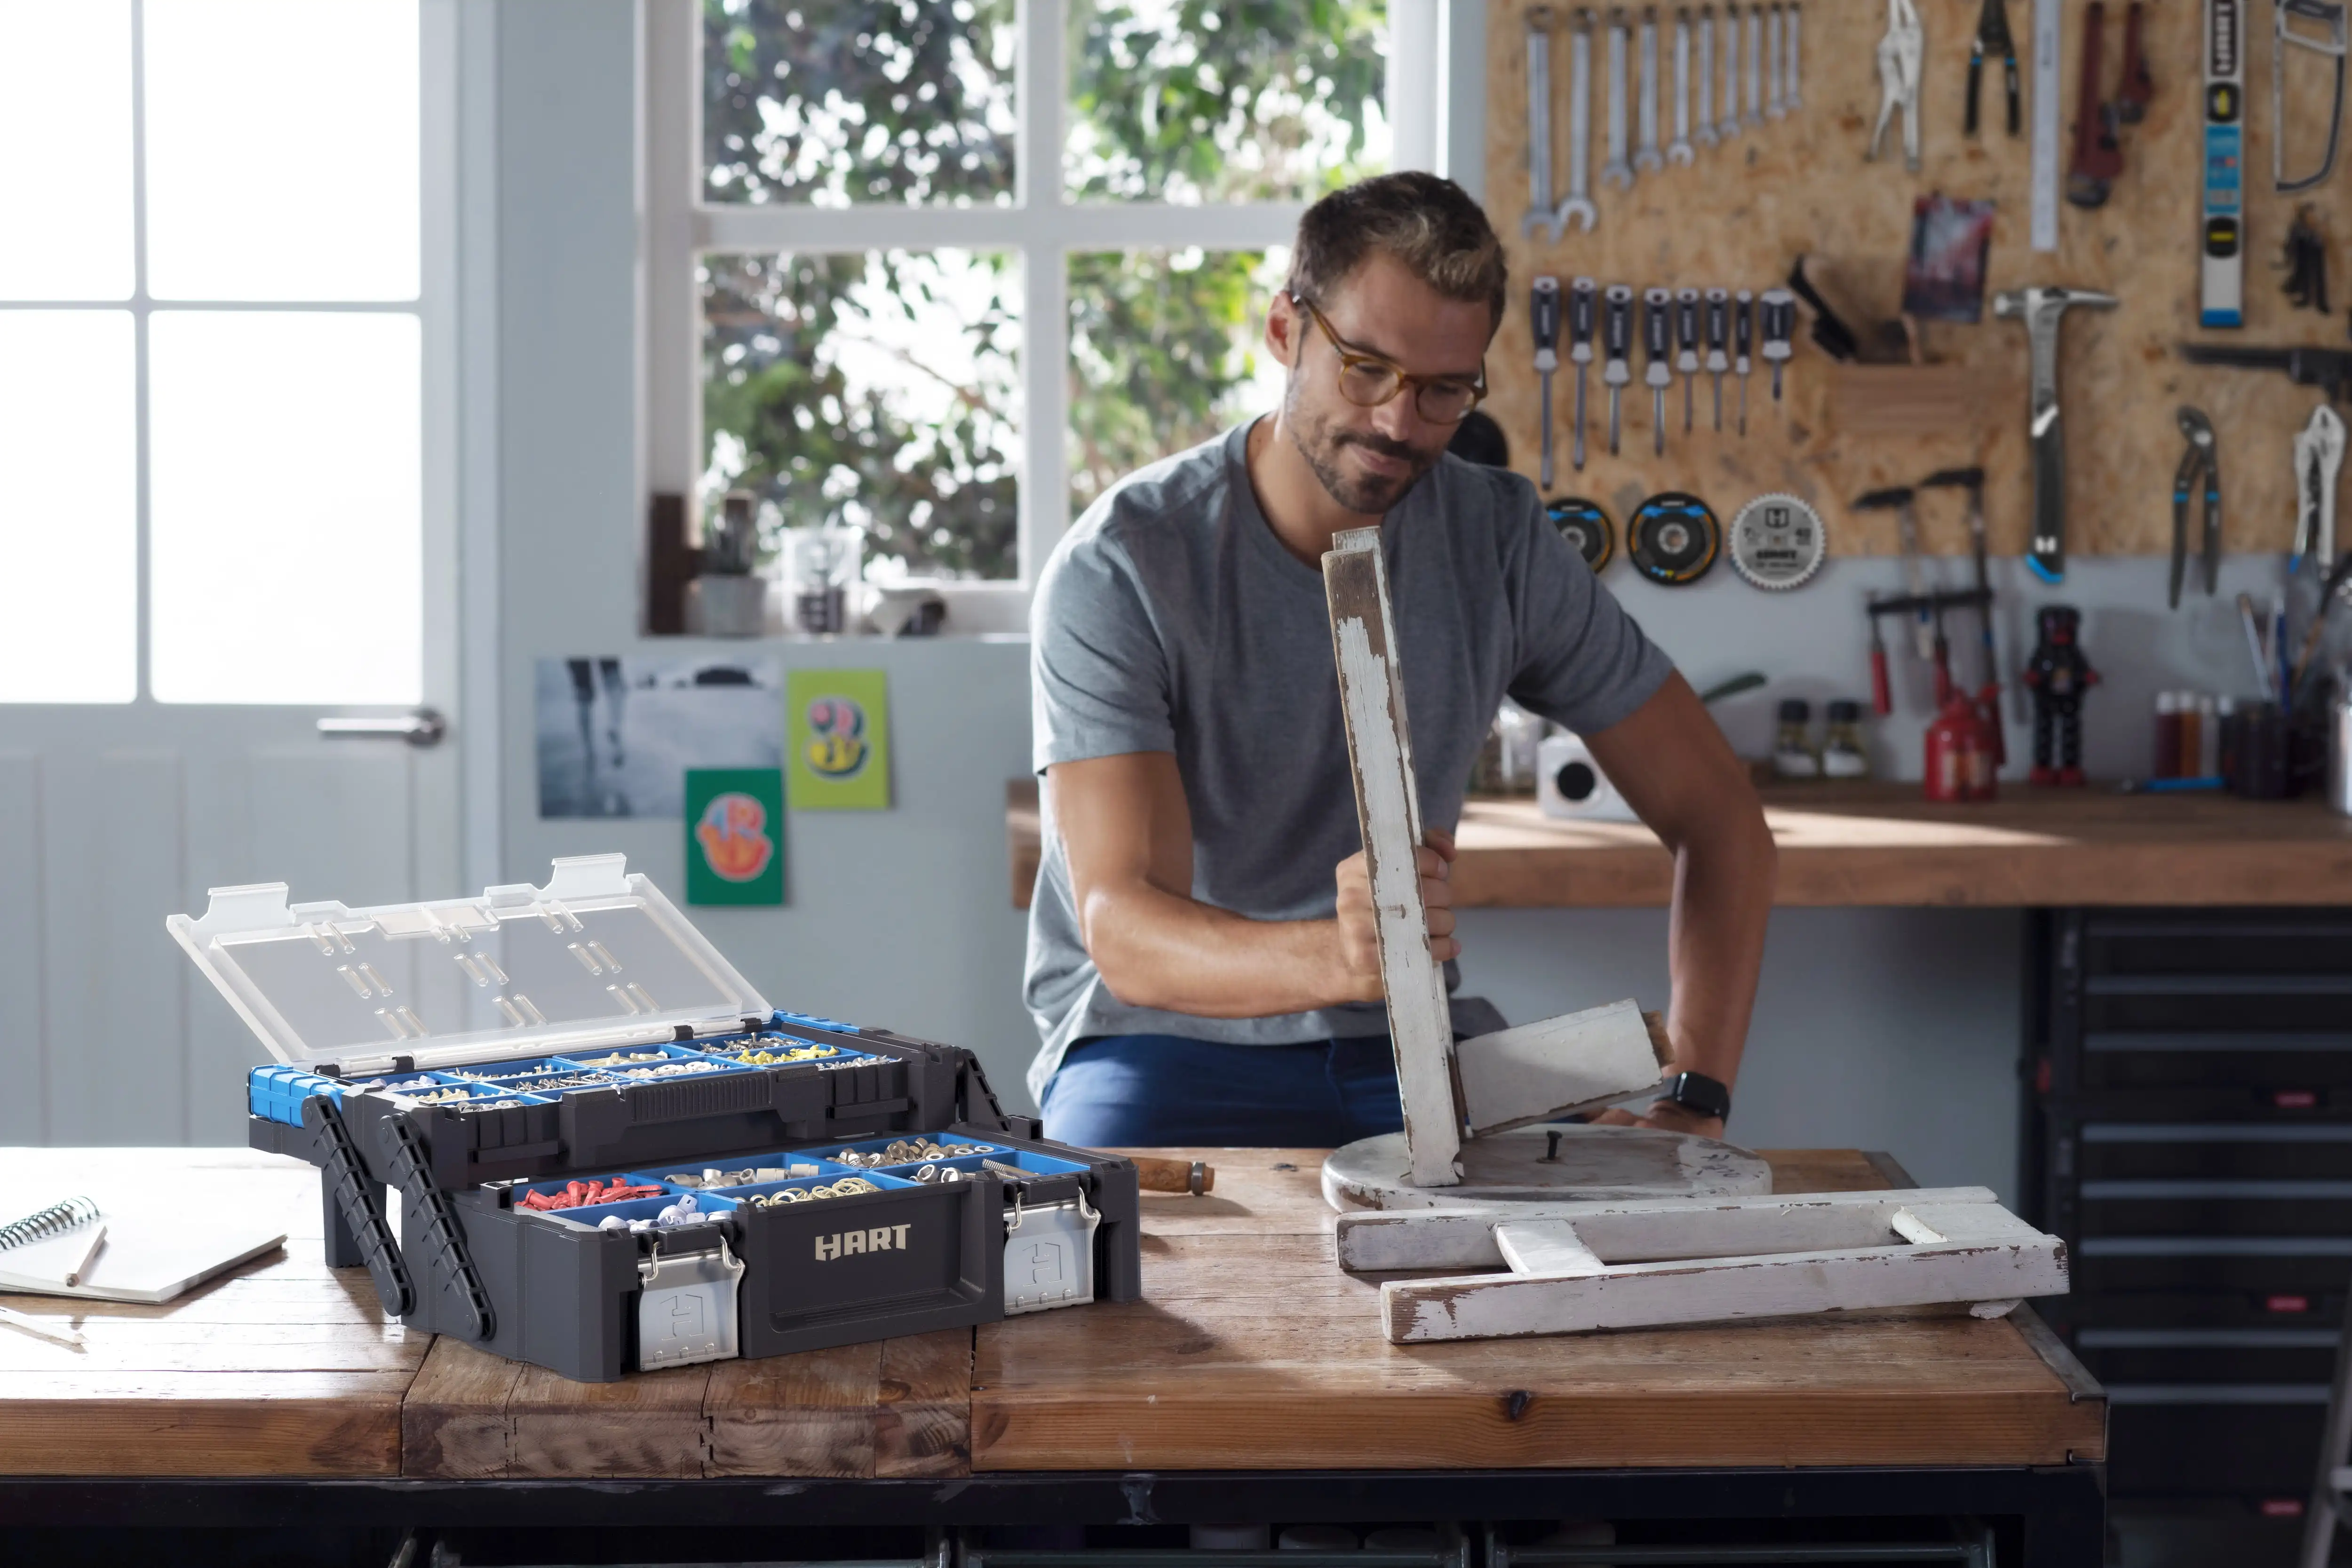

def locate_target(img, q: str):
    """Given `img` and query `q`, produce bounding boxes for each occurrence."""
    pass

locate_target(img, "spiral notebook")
[0,1198,284,1305]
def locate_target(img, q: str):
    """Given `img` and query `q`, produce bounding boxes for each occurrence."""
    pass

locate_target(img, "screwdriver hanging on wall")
[1603,284,1636,456]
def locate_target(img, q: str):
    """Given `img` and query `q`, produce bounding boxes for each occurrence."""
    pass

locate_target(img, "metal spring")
[0,1195,100,1251]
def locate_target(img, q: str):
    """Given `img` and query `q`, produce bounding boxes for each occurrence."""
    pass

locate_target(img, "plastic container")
[1821,699,1871,779]
[1772,698,1820,780]
[174,854,1142,1383]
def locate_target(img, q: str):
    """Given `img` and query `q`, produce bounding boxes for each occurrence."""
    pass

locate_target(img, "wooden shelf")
[1007,777,2352,910]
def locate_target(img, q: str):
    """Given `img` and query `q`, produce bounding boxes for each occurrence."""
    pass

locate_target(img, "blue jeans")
[1039,1033,1405,1147]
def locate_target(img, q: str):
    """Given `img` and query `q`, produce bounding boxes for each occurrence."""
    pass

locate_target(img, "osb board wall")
[1484,0,2346,558]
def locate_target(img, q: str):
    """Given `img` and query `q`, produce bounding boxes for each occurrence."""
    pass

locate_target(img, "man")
[1025,172,1775,1147]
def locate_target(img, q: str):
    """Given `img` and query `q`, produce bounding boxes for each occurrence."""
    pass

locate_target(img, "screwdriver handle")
[1674,287,1702,370]
[1603,284,1636,367]
[1568,277,1598,363]
[1759,287,1796,357]
[1532,277,1562,368]
[1643,287,1671,365]
[1733,288,1754,372]
[1704,287,1730,368]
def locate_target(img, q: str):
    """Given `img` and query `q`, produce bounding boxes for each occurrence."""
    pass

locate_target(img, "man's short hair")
[1285,172,1508,334]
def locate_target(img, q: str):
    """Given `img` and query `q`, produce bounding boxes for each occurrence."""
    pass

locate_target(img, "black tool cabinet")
[2023,907,2352,1553]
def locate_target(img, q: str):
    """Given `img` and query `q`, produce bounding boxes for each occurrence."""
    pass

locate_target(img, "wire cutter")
[1967,0,2019,136]
[2170,406,2221,609]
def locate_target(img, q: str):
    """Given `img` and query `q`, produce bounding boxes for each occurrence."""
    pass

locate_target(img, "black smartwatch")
[1658,1070,1732,1122]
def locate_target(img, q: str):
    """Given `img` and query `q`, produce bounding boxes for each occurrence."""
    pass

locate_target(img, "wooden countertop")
[0,1146,2102,1479]
[1005,777,2352,909]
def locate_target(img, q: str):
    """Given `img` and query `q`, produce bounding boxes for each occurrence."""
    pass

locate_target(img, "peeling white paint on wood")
[1454,998,1669,1136]
[1321,1124,1773,1212]
[1323,528,1460,1189]
[1335,1186,2068,1343]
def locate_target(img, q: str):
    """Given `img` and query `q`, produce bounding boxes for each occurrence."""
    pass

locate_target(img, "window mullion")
[130,0,153,704]
[1017,0,1068,583]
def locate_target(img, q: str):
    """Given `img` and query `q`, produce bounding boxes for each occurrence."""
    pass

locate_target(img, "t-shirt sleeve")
[1030,526,1177,772]
[1503,486,1676,735]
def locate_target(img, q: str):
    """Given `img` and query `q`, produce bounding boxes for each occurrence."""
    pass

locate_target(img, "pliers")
[2171,406,2221,609]
[2293,403,2346,581]
[1869,0,1924,171]
[1967,0,2019,137]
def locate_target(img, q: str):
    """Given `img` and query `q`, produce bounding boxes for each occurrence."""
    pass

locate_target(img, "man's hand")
[1586,1096,1724,1142]
[1333,828,1458,1003]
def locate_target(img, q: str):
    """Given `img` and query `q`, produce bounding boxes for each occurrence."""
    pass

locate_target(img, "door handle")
[317,708,447,747]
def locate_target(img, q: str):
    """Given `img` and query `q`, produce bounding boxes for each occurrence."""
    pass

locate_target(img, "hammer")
[1992,286,2118,585]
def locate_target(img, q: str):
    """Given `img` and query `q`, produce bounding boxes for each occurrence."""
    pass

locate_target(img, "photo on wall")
[786,668,891,811]
[535,656,782,819]
[686,767,786,906]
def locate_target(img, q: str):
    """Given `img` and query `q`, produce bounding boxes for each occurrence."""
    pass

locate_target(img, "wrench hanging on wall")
[1745,3,1765,128]
[1525,8,1566,242]
[1604,9,1637,187]
[1636,7,1667,172]
[1717,5,1743,137]
[1766,3,1786,118]
[1669,9,1697,162]
[1786,2,1803,109]
[1559,10,1601,230]
[1694,5,1719,146]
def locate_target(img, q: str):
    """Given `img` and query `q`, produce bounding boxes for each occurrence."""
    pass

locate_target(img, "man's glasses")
[1290,292,1488,426]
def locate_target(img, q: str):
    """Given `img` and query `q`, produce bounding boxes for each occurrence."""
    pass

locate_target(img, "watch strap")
[1661,1069,1732,1121]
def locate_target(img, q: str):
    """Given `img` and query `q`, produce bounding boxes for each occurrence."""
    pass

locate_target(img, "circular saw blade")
[1727,492,1828,589]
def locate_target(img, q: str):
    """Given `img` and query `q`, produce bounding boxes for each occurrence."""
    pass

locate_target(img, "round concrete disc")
[1320,1125,1773,1212]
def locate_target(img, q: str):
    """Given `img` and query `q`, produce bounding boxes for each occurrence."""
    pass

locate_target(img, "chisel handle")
[1131,1156,1216,1195]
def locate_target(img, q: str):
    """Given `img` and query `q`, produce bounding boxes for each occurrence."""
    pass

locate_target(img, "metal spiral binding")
[0,1195,99,1251]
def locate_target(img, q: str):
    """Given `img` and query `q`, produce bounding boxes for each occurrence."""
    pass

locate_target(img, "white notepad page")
[0,1211,285,1304]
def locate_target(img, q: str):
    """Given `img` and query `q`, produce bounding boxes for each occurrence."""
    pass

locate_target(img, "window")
[0,0,429,705]
[649,0,1425,617]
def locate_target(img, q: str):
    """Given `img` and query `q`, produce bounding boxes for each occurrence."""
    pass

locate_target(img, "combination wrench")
[1745,3,1764,129]
[1765,3,1785,118]
[1635,7,1666,173]
[1722,4,1740,136]
[1602,9,1637,187]
[1523,8,1564,241]
[1717,5,1742,138]
[1669,9,1696,162]
[1786,1,1802,109]
[1557,10,1599,230]
[1694,5,1719,147]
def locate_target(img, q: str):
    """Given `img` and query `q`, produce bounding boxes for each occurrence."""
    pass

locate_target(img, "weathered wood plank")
[875,1327,973,1478]
[1322,527,1461,1188]
[502,1359,715,1479]
[704,1341,881,1478]
[401,1337,524,1480]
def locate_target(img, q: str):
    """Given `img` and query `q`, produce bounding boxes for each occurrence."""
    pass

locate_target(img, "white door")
[0,0,462,1146]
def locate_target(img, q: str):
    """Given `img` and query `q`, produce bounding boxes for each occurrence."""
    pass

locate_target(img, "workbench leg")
[2019,1467,2108,1568]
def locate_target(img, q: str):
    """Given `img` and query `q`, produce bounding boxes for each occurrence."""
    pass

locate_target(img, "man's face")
[1271,251,1494,516]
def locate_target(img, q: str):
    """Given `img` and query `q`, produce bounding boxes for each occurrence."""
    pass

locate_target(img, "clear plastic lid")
[168,854,773,1070]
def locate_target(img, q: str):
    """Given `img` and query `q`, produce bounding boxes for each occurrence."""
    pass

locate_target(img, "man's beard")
[1286,384,1442,516]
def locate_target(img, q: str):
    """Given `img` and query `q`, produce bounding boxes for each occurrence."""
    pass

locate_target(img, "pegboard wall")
[1484,0,2349,560]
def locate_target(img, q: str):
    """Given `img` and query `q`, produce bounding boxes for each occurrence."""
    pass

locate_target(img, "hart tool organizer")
[170,854,1139,1382]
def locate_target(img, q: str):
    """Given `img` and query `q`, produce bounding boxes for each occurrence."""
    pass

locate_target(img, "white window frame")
[641,0,1439,632]
[0,0,456,703]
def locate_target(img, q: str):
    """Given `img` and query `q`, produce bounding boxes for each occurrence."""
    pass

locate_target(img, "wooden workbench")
[1006,778,2352,909]
[0,1146,2101,1480]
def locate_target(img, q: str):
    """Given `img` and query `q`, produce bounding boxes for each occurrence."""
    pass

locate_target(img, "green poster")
[685,768,785,905]
[786,669,891,810]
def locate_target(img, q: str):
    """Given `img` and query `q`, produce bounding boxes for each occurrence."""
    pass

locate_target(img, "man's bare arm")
[1048,751,1456,1018]
[1583,673,1777,1137]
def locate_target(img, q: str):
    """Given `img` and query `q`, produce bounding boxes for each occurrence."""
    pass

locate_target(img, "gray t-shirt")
[1022,420,1674,1099]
